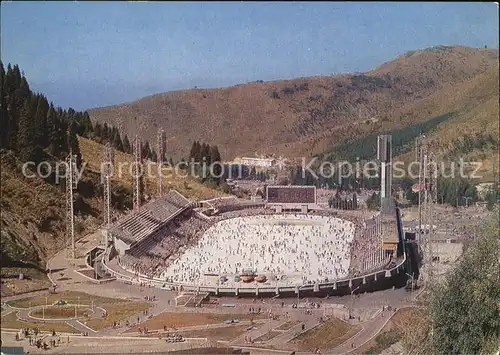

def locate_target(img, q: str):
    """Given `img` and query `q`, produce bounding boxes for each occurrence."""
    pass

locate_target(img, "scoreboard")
[266,186,316,204]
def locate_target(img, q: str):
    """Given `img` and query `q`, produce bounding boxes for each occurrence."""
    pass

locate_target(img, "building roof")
[109,190,190,245]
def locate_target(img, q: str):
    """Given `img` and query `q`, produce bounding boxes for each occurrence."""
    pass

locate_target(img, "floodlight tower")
[133,135,142,211]
[66,153,78,261]
[377,134,392,200]
[103,142,115,227]
[417,135,437,285]
[157,128,166,197]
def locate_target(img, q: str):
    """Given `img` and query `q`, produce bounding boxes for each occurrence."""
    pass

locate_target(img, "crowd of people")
[117,204,386,287]
[159,214,356,286]
[119,210,212,278]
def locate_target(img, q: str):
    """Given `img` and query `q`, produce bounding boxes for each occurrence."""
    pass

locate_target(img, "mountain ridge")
[88,45,499,163]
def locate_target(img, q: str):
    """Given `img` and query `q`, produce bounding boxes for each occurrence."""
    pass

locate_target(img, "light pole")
[43,297,47,320]
[349,286,360,320]
[405,272,414,302]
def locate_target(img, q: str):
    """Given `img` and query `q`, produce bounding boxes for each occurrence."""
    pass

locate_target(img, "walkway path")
[329,309,395,354]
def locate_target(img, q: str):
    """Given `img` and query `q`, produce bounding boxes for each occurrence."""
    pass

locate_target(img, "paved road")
[329,310,394,354]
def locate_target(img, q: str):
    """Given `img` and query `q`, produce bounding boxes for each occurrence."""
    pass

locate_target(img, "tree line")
[0,61,163,169]
[399,176,481,207]
[404,210,499,354]
[326,112,456,162]
[0,62,87,167]
[187,140,223,185]
[328,192,359,210]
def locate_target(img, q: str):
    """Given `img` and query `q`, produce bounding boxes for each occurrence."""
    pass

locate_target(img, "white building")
[238,157,276,167]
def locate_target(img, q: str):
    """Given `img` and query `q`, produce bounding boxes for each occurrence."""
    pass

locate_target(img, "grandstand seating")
[115,201,389,287]
[110,190,191,245]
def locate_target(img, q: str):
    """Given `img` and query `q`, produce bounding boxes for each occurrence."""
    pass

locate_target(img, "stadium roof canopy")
[109,190,190,245]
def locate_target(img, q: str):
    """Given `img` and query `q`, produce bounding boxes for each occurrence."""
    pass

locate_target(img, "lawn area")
[289,317,359,352]
[175,295,192,306]
[6,291,121,308]
[84,302,151,331]
[173,324,252,341]
[128,312,266,332]
[276,320,300,331]
[31,306,90,319]
[362,330,401,355]
[1,312,77,333]
[254,330,281,342]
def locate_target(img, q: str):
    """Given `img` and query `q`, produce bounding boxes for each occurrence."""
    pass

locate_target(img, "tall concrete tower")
[377,134,392,200]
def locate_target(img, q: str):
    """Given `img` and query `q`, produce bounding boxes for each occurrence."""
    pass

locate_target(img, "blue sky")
[2,1,498,110]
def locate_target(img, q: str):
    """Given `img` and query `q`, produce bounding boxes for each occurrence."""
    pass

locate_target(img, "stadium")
[99,185,407,298]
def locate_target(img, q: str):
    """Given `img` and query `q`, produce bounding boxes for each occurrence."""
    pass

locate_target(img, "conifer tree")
[15,76,31,110]
[81,112,92,137]
[94,122,102,142]
[210,145,222,183]
[113,130,124,152]
[200,143,210,165]
[122,135,131,154]
[189,141,197,161]
[102,123,110,142]
[142,140,151,161]
[210,145,221,164]
[150,149,157,163]
[34,94,49,148]
[0,61,8,148]
[17,98,37,162]
[68,120,83,169]
[46,104,58,155]
[194,141,202,162]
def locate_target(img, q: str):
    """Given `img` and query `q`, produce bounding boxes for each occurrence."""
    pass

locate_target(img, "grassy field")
[6,291,153,331]
[1,312,78,333]
[84,302,151,331]
[362,330,401,355]
[275,320,301,331]
[128,312,266,332]
[288,317,359,352]
[254,330,281,342]
[6,291,121,308]
[31,306,91,319]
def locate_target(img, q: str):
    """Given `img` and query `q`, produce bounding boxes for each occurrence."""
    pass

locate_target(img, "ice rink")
[160,214,356,286]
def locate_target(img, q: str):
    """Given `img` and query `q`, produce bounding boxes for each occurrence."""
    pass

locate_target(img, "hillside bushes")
[326,112,456,161]
[427,211,500,354]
